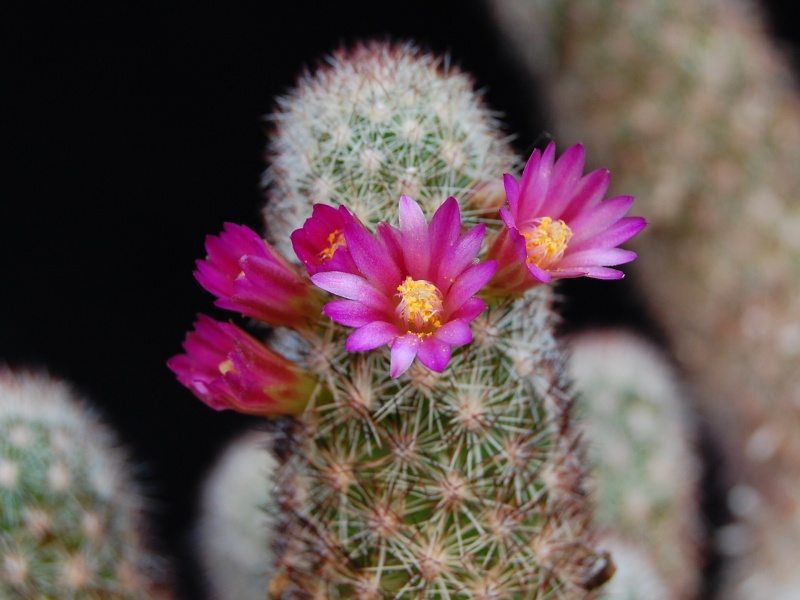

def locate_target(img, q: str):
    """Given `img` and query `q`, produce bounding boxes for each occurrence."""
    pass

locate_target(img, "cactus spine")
[260,43,604,598]
[486,0,800,595]
[0,370,169,599]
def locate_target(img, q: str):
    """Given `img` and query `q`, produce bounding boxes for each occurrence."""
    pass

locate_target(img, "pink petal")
[542,144,586,216]
[399,195,430,278]
[311,272,391,312]
[518,143,555,217]
[437,224,486,290]
[559,247,638,269]
[560,168,612,222]
[346,321,400,352]
[569,195,636,243]
[450,297,487,323]
[569,216,647,252]
[323,299,387,327]
[428,197,461,271]
[435,319,473,346]
[445,261,497,313]
[553,266,626,280]
[417,337,452,372]
[526,261,553,283]
[377,222,404,270]
[345,221,401,296]
[390,334,420,377]
[503,174,520,217]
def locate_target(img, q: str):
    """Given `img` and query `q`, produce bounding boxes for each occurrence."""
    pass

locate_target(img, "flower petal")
[417,337,453,372]
[445,261,497,313]
[560,168,612,222]
[559,247,638,269]
[438,223,486,290]
[450,297,487,323]
[323,299,386,327]
[503,174,521,217]
[345,221,401,296]
[569,195,636,243]
[569,216,647,251]
[399,195,430,278]
[311,271,391,312]
[346,321,400,352]
[517,143,555,217]
[390,334,420,377]
[542,143,586,216]
[428,197,461,272]
[435,319,473,346]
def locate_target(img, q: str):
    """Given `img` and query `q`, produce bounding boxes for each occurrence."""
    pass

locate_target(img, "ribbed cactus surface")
[270,291,607,598]
[0,370,167,599]
[263,42,516,247]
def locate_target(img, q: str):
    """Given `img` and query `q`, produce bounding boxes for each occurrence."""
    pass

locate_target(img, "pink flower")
[195,223,323,328]
[167,315,315,416]
[308,196,497,378]
[290,204,358,275]
[488,142,646,290]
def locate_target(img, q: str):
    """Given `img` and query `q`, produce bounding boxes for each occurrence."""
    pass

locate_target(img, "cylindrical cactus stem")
[486,0,800,595]
[257,43,611,598]
[171,40,645,598]
[195,429,278,600]
[262,41,518,252]
[270,290,606,598]
[568,331,704,599]
[0,369,171,599]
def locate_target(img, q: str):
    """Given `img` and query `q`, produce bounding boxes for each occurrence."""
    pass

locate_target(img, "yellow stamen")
[396,276,444,335]
[218,358,235,375]
[319,229,346,261]
[522,217,573,268]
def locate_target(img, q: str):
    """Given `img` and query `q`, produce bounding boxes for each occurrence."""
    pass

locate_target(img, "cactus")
[171,41,645,598]
[567,331,703,599]
[262,42,517,254]
[0,369,170,599]
[485,0,800,595]
[195,429,278,600]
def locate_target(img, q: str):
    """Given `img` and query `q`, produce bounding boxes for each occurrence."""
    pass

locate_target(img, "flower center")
[522,217,573,268]
[318,229,346,261]
[218,358,235,375]
[396,276,444,334]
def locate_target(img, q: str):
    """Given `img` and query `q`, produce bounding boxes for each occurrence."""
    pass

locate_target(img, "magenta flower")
[290,204,358,275]
[488,142,646,290]
[308,196,497,378]
[194,223,323,328]
[167,315,315,416]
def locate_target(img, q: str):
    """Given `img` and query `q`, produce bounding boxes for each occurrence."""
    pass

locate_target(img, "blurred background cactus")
[486,0,800,595]
[0,369,171,598]
[568,331,704,599]
[194,430,277,600]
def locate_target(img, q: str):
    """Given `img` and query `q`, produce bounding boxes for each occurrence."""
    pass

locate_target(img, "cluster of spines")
[0,370,169,599]
[270,291,602,598]
[262,41,517,253]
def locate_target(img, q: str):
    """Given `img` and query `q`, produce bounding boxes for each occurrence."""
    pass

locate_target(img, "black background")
[3,2,799,597]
